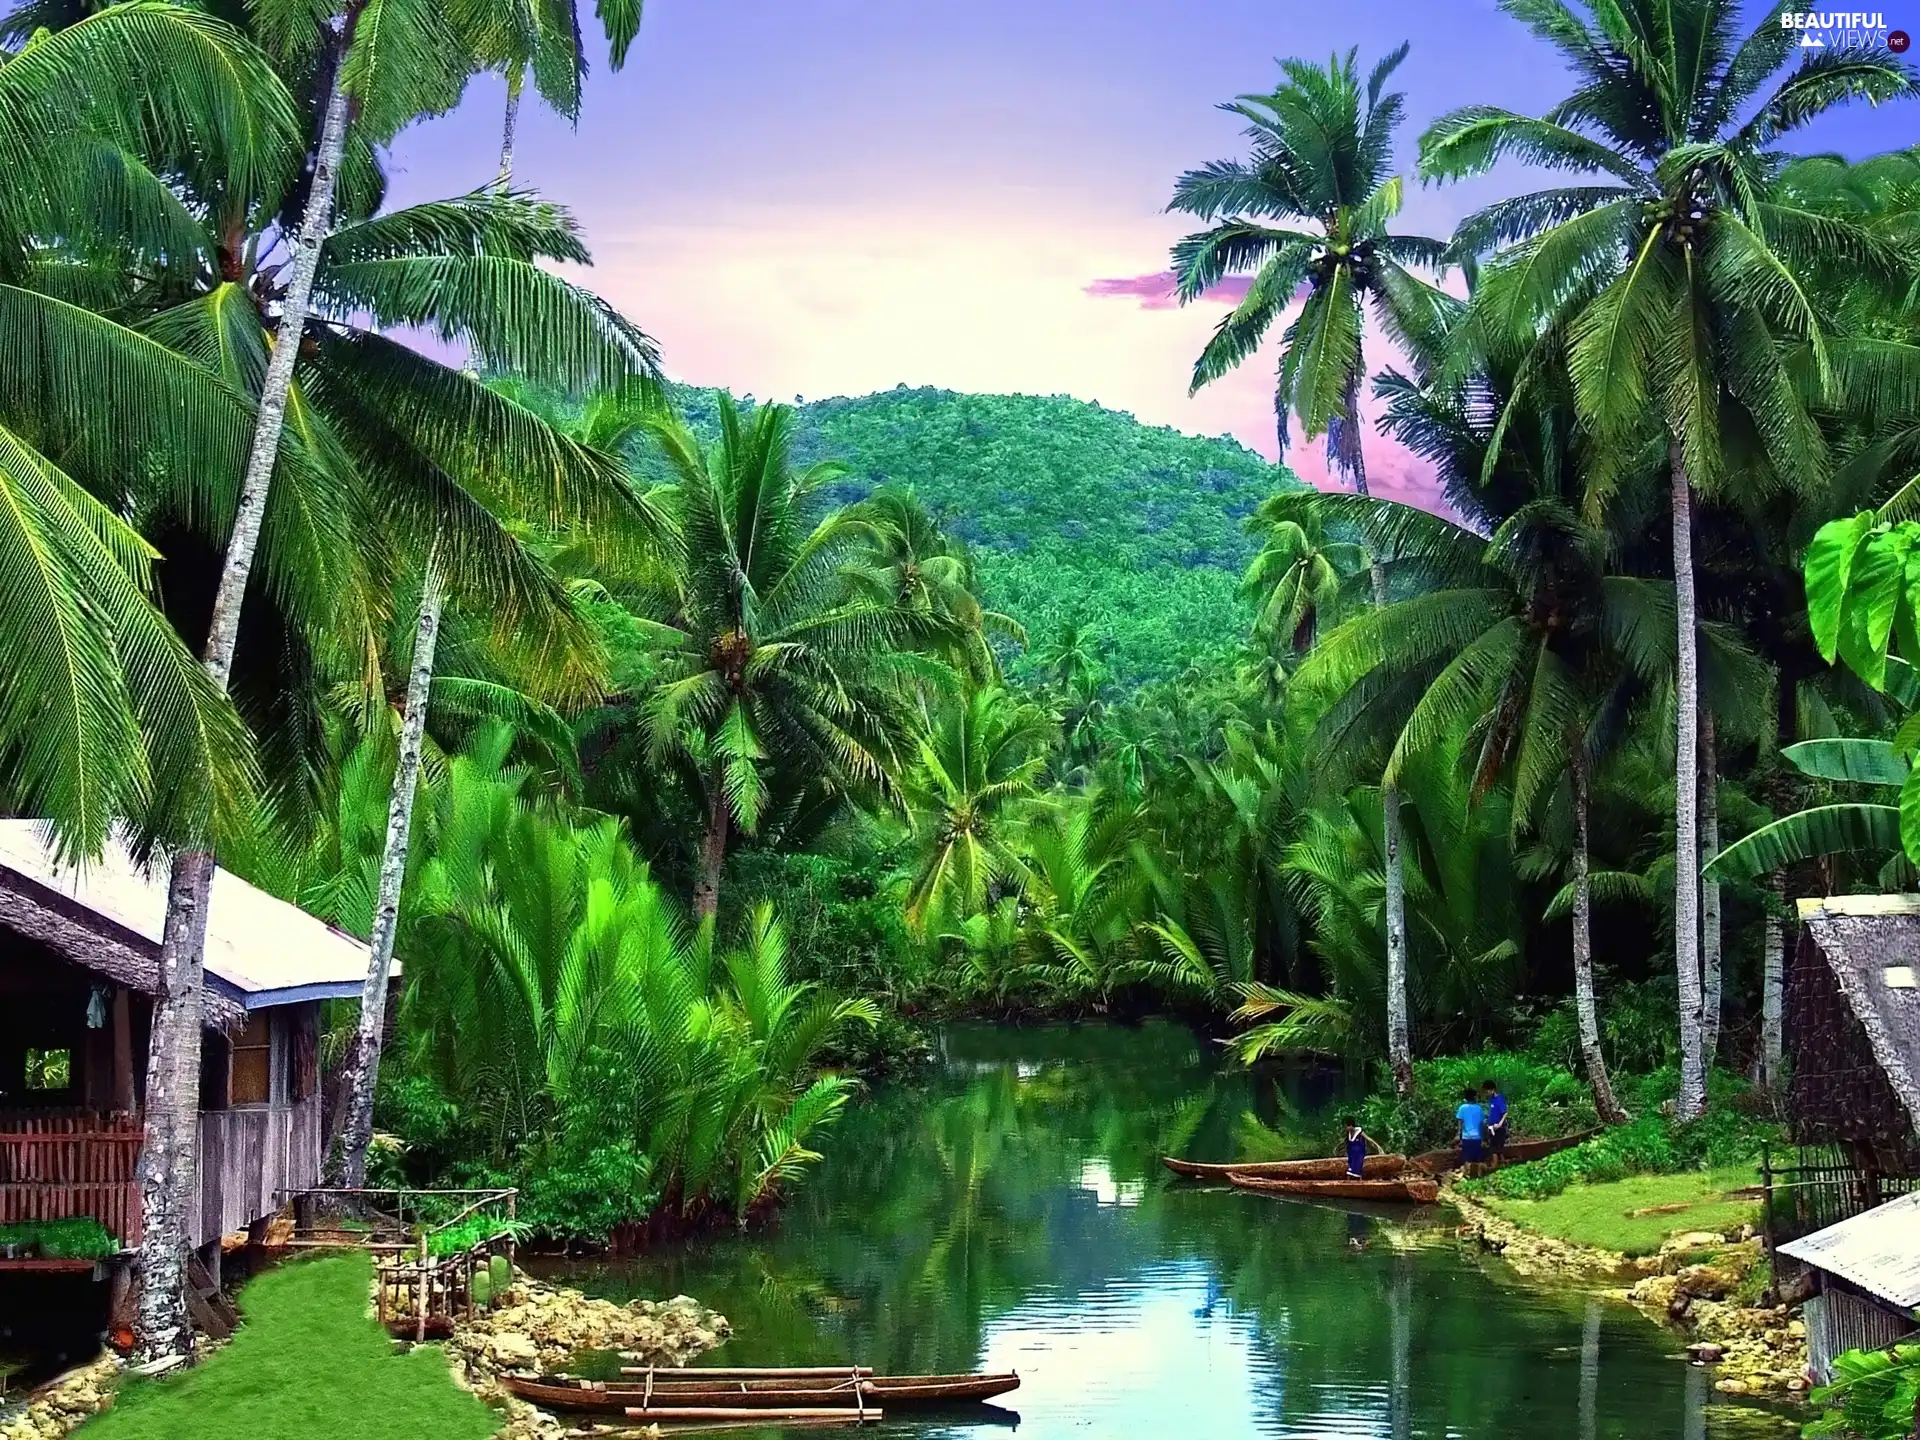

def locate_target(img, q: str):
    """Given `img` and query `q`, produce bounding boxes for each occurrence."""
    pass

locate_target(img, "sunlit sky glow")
[389,0,1914,512]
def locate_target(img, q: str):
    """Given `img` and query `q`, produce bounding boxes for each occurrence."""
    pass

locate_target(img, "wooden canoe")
[1162,1153,1407,1182]
[1409,1128,1600,1175]
[504,1371,1020,1412]
[1225,1171,1440,1203]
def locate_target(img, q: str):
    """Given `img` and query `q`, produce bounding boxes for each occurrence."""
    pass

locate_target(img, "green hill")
[673,385,1304,683]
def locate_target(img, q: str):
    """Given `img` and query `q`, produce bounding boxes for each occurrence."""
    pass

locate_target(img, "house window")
[24,1047,71,1091]
[229,1014,272,1107]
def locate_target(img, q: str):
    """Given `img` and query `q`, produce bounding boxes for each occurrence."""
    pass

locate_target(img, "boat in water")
[1224,1171,1441,1203]
[502,1368,1022,1414]
[1161,1153,1407,1181]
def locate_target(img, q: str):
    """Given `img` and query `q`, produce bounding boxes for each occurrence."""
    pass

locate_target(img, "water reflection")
[539,1022,1787,1439]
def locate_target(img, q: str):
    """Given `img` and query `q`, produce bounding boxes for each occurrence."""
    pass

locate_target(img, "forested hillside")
[670,385,1305,682]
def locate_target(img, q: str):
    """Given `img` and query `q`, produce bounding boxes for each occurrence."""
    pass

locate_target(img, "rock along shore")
[1445,1187,1810,1401]
[444,1267,731,1440]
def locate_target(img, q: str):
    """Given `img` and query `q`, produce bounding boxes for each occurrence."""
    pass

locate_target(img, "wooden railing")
[0,1112,142,1247]
[285,1187,520,1339]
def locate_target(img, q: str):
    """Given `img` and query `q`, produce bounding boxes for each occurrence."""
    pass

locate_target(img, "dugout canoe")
[1408,1128,1601,1175]
[1224,1171,1440,1203]
[1161,1153,1407,1182]
[503,1371,1020,1412]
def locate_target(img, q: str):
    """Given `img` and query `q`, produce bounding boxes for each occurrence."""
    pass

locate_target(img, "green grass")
[1479,1166,1762,1256]
[79,1253,498,1440]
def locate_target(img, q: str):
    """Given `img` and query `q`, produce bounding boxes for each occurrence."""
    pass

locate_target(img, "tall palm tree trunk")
[134,30,360,1364]
[1342,381,1413,1094]
[1670,443,1707,1121]
[327,554,445,1188]
[1571,747,1626,1123]
[1700,710,1722,1066]
[498,63,523,183]
[694,765,730,922]
[1760,870,1787,1088]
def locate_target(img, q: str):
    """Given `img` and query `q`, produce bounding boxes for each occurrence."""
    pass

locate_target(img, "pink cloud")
[1083,270,1253,310]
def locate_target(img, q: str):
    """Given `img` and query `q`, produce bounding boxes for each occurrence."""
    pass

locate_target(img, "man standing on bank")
[1482,1079,1509,1168]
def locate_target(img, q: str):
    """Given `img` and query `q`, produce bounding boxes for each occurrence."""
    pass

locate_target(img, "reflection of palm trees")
[1578,1300,1602,1440]
[1390,1253,1412,1440]
[1683,1358,1707,1440]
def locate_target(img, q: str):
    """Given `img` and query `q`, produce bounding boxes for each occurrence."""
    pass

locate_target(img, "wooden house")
[0,822,378,1257]
[1776,1191,1920,1382]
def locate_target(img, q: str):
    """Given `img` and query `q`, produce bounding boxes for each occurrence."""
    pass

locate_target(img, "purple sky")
[388,0,1914,511]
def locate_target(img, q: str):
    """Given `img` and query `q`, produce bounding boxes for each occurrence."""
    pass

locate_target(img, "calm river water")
[538,1022,1797,1439]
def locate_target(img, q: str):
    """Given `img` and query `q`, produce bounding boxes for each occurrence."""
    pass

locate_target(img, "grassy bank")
[79,1254,496,1440]
[1474,1166,1761,1256]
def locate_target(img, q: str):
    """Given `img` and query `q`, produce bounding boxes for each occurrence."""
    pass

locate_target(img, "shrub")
[1806,1343,1920,1439]
[0,1216,118,1259]
[1356,1050,1600,1154]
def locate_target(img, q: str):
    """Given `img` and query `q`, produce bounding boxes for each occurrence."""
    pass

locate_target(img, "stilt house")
[0,822,376,1257]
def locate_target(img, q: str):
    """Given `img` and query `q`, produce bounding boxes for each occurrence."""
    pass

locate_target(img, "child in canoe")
[1343,1118,1378,1178]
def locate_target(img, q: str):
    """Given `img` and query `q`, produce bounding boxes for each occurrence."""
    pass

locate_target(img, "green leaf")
[1804,512,1876,663]
[1704,804,1901,882]
[1783,739,1908,786]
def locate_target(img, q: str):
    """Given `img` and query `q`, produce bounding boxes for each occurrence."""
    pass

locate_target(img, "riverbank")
[1446,1181,1810,1400]
[0,1254,729,1440]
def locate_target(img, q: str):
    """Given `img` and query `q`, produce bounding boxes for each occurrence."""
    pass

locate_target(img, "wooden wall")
[191,1094,322,1245]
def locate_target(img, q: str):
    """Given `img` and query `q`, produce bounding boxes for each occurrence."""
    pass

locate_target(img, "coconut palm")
[1169,45,1451,1091]
[1240,495,1370,656]
[847,487,1023,684]
[625,398,955,919]
[1418,0,1914,1118]
[898,686,1054,935]
[477,0,648,183]
[0,6,316,858]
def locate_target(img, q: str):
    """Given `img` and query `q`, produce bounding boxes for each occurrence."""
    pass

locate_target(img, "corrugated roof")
[0,822,380,1009]
[1778,1192,1920,1309]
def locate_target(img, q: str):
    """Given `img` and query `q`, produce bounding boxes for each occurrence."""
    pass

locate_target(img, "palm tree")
[1241,494,1369,656]
[898,686,1054,935]
[847,487,1024,684]
[1168,45,1451,1092]
[108,77,661,1187]
[1419,0,1914,1118]
[627,398,955,919]
[478,0,650,183]
[0,5,305,859]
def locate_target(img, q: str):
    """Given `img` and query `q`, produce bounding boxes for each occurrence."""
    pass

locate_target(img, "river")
[537,1022,1796,1439]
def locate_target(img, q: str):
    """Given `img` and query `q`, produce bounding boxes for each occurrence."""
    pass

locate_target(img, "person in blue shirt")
[1343,1117,1377,1179]
[1456,1085,1485,1164]
[1483,1079,1509,1166]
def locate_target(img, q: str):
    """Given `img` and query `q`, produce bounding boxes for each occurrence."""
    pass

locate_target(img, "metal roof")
[1777,1192,1920,1309]
[0,822,381,1010]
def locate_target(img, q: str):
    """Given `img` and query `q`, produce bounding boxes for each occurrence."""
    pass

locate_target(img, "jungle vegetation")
[2,0,1917,1365]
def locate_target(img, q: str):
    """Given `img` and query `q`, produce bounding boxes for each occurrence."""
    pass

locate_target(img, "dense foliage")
[3,0,1918,1312]
[665,385,1303,684]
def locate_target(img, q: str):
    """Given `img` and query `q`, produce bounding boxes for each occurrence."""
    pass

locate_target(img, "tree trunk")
[1345,391,1413,1095]
[327,556,444,1189]
[1671,442,1707,1122]
[1700,709,1722,1066]
[1760,870,1786,1089]
[133,23,359,1366]
[1571,747,1627,1123]
[693,767,730,922]
[497,63,523,184]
